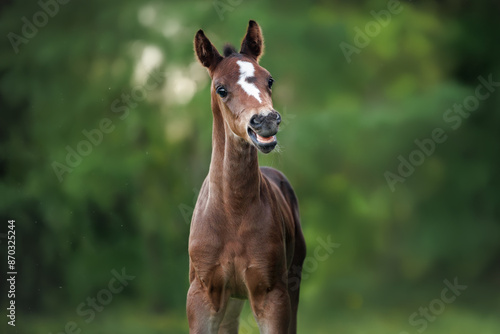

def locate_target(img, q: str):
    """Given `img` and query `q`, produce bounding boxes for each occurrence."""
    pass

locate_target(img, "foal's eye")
[216,86,228,98]
[268,78,274,89]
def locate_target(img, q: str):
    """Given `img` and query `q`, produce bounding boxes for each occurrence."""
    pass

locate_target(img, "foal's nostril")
[267,111,281,125]
[249,114,263,129]
[250,112,281,133]
[275,113,281,125]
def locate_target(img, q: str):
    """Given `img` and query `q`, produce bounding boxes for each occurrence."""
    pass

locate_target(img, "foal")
[187,20,306,334]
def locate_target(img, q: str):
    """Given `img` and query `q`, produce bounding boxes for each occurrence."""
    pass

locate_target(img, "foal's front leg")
[187,279,228,334]
[249,283,291,334]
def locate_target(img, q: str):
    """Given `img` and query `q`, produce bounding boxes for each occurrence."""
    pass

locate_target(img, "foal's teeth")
[256,134,276,143]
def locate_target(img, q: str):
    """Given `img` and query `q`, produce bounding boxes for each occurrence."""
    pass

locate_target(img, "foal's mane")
[223,43,237,57]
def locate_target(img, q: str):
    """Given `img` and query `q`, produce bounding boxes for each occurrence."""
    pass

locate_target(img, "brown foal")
[187,20,306,334]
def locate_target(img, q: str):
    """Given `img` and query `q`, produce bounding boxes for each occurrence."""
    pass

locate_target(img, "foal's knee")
[187,280,228,334]
[250,285,291,332]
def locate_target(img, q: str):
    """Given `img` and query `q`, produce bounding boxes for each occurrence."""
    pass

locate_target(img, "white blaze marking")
[236,60,262,103]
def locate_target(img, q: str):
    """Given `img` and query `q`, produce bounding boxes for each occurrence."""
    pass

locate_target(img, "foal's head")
[194,20,281,154]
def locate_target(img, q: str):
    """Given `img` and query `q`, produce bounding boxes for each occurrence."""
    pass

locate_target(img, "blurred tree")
[0,0,498,333]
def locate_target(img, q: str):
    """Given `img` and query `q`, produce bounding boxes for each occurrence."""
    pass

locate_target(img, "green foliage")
[0,0,499,332]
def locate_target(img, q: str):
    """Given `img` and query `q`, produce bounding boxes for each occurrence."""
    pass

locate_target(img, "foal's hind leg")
[287,229,306,333]
[287,265,303,334]
[218,298,244,334]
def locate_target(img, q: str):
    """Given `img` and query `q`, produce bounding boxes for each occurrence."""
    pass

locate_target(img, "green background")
[1,0,499,333]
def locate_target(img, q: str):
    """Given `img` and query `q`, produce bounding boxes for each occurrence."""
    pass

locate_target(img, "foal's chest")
[189,221,285,298]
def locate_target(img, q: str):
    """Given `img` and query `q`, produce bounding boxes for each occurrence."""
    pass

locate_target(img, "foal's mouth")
[247,127,278,153]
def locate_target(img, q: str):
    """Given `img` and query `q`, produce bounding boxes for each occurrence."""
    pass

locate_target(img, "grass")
[5,303,499,334]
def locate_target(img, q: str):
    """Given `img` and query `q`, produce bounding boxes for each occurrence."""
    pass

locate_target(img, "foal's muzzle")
[247,111,281,153]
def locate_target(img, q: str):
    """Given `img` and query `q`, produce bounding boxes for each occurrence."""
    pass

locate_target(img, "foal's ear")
[194,29,223,73]
[240,20,264,62]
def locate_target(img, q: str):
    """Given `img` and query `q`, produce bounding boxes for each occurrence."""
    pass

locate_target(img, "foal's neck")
[208,101,261,212]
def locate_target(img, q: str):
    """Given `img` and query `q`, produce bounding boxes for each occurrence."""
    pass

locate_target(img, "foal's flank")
[187,21,306,334]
